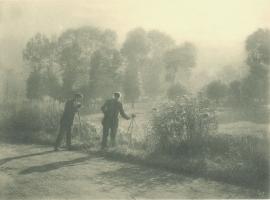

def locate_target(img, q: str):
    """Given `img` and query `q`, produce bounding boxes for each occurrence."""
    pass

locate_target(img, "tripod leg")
[127,120,132,134]
[133,118,138,127]
[129,119,134,146]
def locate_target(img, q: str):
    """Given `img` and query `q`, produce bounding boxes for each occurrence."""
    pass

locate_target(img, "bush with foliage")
[0,99,62,143]
[206,133,269,191]
[147,96,217,154]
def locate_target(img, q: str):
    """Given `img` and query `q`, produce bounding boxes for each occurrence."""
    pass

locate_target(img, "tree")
[23,33,56,100]
[147,30,175,57]
[121,28,149,64]
[243,28,270,105]
[142,30,175,97]
[57,39,82,98]
[43,70,61,100]
[41,37,62,100]
[121,28,149,104]
[164,42,196,84]
[73,26,117,69]
[246,28,270,68]
[2,69,25,103]
[167,83,187,100]
[26,70,43,100]
[205,80,228,104]
[227,80,242,106]
[241,74,268,105]
[89,48,122,99]
[23,33,51,72]
[57,26,118,99]
[123,67,140,106]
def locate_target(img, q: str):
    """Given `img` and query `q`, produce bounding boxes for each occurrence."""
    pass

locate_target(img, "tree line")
[157,28,269,109]
[23,26,269,108]
[22,26,196,104]
[202,28,269,108]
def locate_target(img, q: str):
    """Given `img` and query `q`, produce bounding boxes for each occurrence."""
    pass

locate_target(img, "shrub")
[72,120,100,147]
[206,133,269,191]
[0,99,63,144]
[147,97,217,154]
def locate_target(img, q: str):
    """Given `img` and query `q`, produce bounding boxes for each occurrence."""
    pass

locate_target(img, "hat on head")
[113,92,121,99]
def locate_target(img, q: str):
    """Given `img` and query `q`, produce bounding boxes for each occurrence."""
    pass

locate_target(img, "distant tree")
[142,30,175,97]
[227,80,241,106]
[89,48,122,99]
[147,30,175,57]
[205,80,228,104]
[241,74,268,105]
[72,27,117,69]
[23,33,56,100]
[246,28,270,67]
[164,42,196,84]
[121,28,149,64]
[217,65,247,84]
[57,38,81,98]
[2,69,24,102]
[26,70,43,100]
[43,70,61,100]
[141,62,161,97]
[167,83,187,100]
[123,67,140,106]
[121,28,149,104]
[57,26,118,99]
[244,28,270,104]
[41,37,62,100]
[23,33,51,72]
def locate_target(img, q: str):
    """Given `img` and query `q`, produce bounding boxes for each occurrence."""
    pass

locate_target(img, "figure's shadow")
[0,150,54,166]
[19,155,92,175]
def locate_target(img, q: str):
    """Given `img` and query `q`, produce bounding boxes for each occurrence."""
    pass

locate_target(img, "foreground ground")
[0,143,262,199]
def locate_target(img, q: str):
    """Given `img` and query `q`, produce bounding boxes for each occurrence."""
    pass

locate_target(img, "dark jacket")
[101,99,130,127]
[60,99,80,126]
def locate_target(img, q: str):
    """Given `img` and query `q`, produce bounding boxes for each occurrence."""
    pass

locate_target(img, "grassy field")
[0,101,269,195]
[77,102,269,194]
[81,102,269,144]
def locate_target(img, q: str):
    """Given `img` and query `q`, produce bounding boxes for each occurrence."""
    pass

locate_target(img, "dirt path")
[0,143,260,199]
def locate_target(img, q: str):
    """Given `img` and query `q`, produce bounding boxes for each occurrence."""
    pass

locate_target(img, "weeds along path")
[0,143,261,199]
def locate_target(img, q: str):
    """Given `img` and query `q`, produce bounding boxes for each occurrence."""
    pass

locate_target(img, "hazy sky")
[0,0,269,82]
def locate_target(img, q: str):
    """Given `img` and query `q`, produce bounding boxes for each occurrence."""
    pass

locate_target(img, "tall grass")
[0,98,100,146]
[0,98,268,193]
[0,99,62,144]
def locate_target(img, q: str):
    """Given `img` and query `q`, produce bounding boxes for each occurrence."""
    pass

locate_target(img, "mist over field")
[0,1,269,199]
[1,0,269,93]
